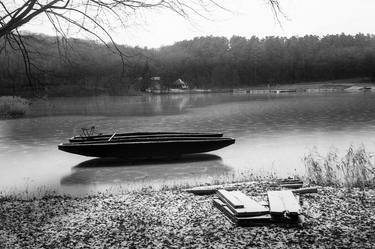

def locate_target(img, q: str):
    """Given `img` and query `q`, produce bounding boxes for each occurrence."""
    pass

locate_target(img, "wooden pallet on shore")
[214,189,307,227]
[213,197,303,227]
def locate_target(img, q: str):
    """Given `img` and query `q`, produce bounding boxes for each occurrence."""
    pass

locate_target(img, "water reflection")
[61,154,230,185]
[30,94,211,117]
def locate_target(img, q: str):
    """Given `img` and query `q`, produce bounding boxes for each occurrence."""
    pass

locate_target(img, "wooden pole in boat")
[108,132,116,141]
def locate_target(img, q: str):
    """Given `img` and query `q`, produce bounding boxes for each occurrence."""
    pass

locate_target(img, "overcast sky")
[22,0,375,48]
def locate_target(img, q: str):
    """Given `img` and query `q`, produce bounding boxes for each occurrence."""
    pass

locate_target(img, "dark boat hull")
[59,138,235,158]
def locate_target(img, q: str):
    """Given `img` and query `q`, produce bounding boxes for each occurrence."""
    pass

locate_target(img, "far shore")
[214,78,375,94]
[1,78,375,99]
[1,78,374,119]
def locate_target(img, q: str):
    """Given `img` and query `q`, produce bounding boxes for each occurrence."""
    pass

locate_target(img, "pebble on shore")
[0,182,374,248]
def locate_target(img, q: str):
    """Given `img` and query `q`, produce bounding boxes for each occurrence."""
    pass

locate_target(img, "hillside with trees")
[1,33,375,96]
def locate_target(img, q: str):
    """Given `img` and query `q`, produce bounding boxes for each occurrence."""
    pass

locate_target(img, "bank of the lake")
[1,181,374,248]
[1,78,374,118]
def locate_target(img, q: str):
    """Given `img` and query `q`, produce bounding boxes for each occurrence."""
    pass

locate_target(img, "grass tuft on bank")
[304,145,375,189]
[0,96,29,118]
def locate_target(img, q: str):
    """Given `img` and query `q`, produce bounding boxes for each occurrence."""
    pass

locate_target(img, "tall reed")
[303,145,375,189]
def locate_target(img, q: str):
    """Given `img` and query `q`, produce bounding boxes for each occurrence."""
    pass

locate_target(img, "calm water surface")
[1,92,375,195]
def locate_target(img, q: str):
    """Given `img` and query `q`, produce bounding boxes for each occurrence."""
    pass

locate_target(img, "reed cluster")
[0,96,29,117]
[304,145,375,189]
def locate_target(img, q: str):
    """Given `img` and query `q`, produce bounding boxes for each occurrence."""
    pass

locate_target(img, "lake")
[1,92,375,195]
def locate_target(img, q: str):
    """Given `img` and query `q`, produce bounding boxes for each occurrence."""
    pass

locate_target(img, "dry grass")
[304,145,375,189]
[0,96,29,117]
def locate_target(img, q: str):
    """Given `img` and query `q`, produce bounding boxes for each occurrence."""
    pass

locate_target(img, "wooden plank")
[108,132,116,141]
[292,187,318,195]
[213,199,272,226]
[280,183,304,189]
[217,190,244,208]
[236,215,273,227]
[267,190,301,216]
[228,191,269,217]
[185,182,255,195]
[185,185,237,195]
[178,183,318,196]
[212,199,237,224]
[279,179,303,184]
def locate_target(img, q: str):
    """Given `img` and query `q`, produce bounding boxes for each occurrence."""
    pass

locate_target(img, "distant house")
[145,77,191,93]
[171,78,189,90]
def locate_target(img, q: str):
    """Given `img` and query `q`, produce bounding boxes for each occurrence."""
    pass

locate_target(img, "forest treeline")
[1,33,375,96]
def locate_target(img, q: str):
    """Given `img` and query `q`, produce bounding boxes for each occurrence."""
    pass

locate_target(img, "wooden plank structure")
[217,190,245,208]
[214,189,308,227]
[267,190,301,217]
[225,191,269,217]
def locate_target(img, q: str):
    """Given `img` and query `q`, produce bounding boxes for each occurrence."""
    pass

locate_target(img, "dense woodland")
[0,33,375,96]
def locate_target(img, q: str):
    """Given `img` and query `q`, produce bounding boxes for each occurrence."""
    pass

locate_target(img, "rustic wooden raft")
[214,189,307,227]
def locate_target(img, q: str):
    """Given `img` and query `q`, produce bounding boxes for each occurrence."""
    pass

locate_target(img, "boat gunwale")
[70,132,223,140]
[69,136,232,144]
[59,137,235,147]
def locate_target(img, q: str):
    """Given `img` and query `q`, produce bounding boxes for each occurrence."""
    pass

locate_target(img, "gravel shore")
[1,182,374,248]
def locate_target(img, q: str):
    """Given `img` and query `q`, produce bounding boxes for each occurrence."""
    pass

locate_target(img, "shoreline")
[143,79,375,95]
[2,80,375,120]
[2,78,374,98]
[1,181,374,248]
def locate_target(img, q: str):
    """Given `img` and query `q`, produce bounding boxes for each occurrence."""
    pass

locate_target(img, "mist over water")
[1,92,375,195]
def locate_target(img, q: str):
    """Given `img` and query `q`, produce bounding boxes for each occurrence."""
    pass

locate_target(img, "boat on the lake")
[69,131,223,142]
[59,132,235,158]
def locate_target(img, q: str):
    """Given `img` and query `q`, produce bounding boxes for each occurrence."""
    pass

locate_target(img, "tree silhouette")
[0,0,282,90]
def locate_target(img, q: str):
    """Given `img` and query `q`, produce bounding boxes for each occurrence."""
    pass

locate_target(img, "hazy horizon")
[20,0,375,48]
[20,31,375,50]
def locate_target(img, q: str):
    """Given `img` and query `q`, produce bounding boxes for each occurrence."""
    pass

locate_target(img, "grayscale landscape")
[1,0,374,248]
